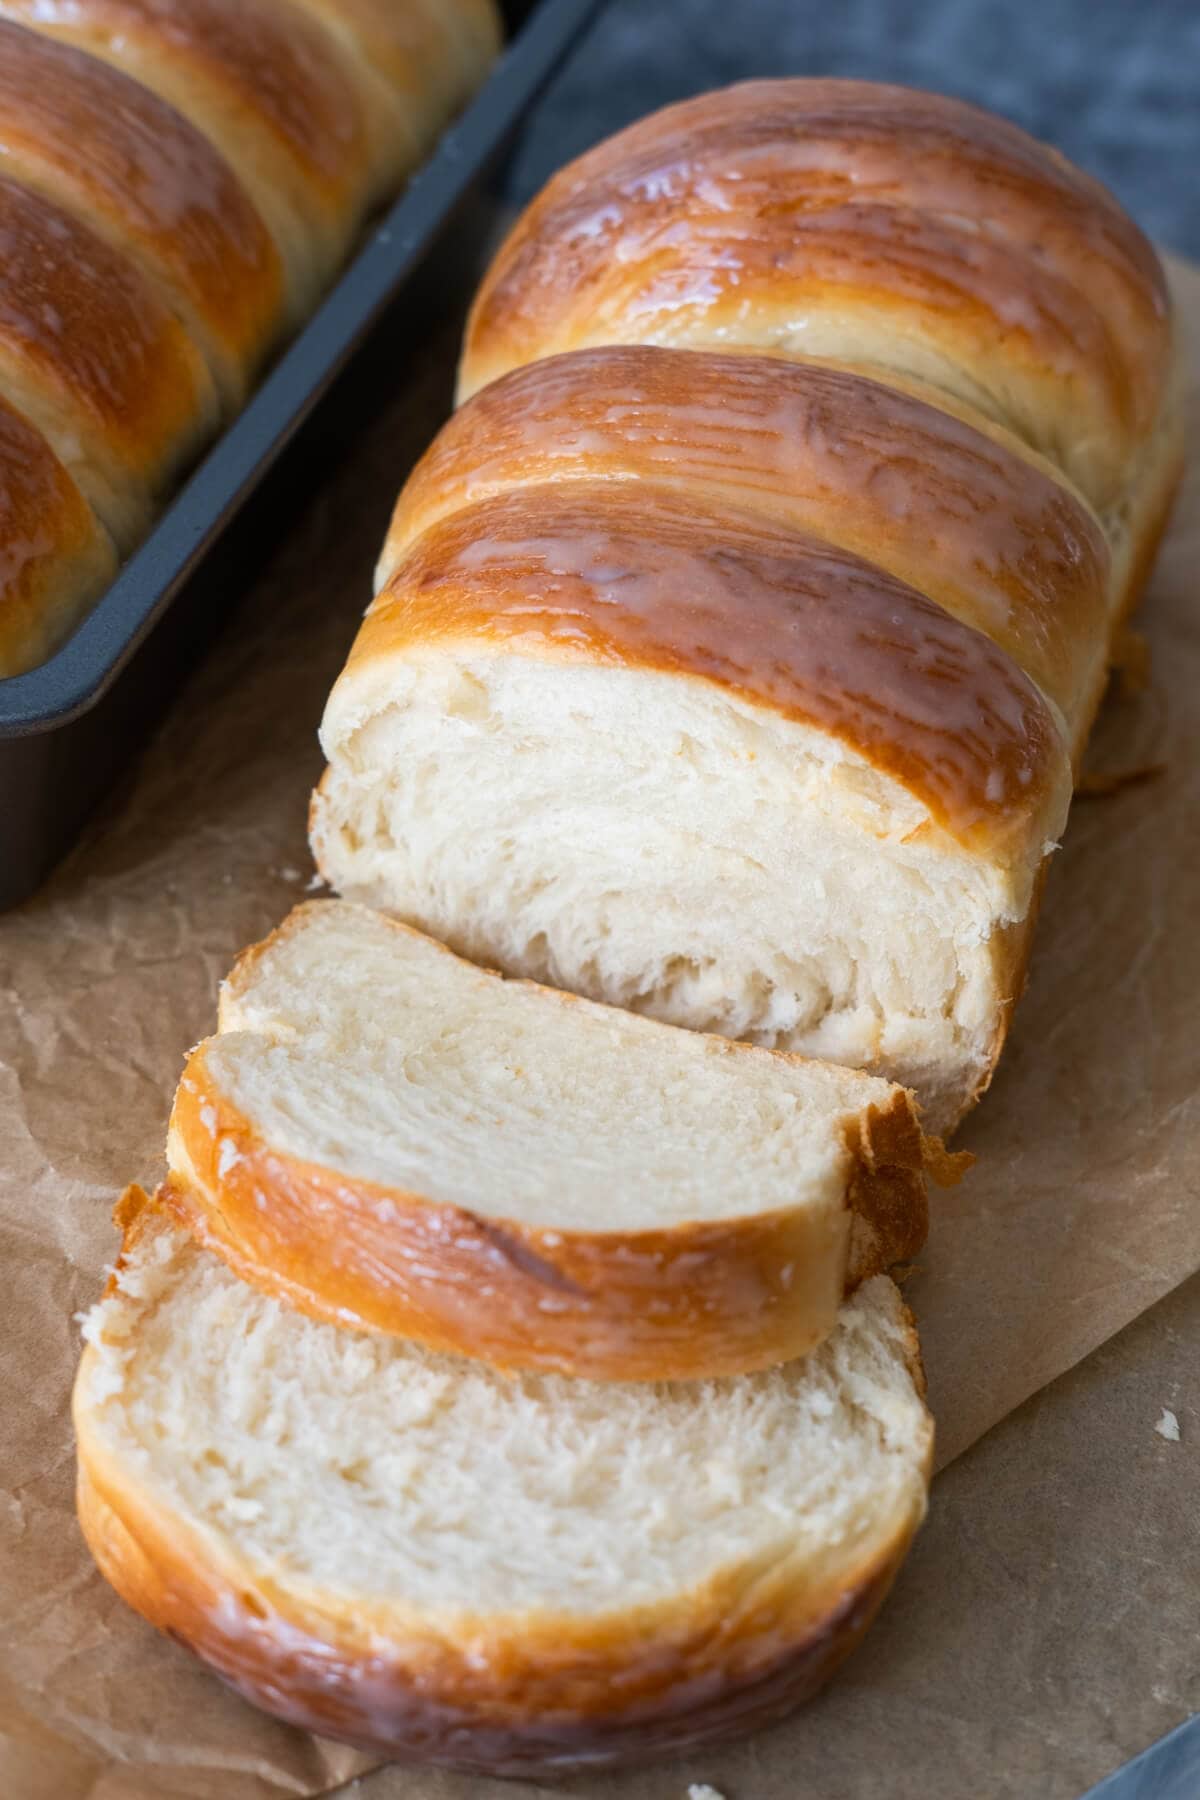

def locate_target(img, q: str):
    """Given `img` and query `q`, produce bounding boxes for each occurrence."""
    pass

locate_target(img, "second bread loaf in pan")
[312,79,1184,1134]
[0,0,501,677]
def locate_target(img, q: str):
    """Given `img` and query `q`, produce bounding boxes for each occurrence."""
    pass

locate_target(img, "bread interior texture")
[316,660,1047,1130]
[205,901,906,1232]
[80,1223,931,1620]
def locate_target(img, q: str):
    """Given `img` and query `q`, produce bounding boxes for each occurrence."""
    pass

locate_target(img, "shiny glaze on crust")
[0,395,115,675]
[163,1044,927,1381]
[393,346,1111,733]
[363,481,1068,849]
[462,81,1171,497]
[0,19,283,400]
[0,175,215,543]
[0,0,375,207]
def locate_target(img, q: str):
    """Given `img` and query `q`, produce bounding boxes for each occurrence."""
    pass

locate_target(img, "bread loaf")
[0,0,500,677]
[160,899,933,1381]
[72,76,1178,1773]
[75,1199,933,1774]
[312,80,1183,1132]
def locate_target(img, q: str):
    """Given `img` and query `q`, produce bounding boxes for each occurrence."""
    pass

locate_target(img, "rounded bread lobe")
[390,345,1111,737]
[460,79,1172,508]
[358,480,1070,853]
[288,0,503,156]
[0,173,217,549]
[0,17,285,406]
[0,394,117,675]
[0,0,385,312]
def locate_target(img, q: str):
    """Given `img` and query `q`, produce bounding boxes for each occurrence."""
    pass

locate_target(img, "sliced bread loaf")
[162,900,933,1380]
[75,1197,934,1774]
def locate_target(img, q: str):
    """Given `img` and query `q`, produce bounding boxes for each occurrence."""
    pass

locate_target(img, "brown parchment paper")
[0,258,1197,1800]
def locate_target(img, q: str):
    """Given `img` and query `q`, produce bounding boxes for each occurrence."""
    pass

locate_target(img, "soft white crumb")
[278,866,302,883]
[1155,1408,1180,1442]
[688,1786,727,1800]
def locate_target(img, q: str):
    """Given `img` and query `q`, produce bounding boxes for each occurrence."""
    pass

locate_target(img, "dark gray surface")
[503,0,1200,257]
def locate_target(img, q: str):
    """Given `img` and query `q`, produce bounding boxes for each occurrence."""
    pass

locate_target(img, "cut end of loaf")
[314,647,1058,1135]
[312,72,1184,1141]
[76,1207,933,1773]
[162,901,930,1381]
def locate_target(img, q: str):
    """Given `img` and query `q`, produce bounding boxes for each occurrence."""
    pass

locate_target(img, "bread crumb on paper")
[688,1786,727,1800]
[1155,1407,1180,1442]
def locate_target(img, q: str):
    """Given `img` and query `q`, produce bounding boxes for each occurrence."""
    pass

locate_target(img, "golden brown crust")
[75,1212,930,1780]
[461,81,1171,508]
[74,1203,933,1771]
[0,18,284,404]
[291,0,501,132]
[359,480,1068,852]
[0,0,365,179]
[1110,378,1188,631]
[0,0,383,293]
[948,372,1187,1098]
[0,173,216,548]
[0,394,116,676]
[391,346,1111,734]
[76,1459,919,1774]
[163,1030,928,1381]
[0,1,498,669]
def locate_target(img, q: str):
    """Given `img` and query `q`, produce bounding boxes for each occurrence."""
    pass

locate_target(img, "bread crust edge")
[74,1211,933,1774]
[164,1002,929,1382]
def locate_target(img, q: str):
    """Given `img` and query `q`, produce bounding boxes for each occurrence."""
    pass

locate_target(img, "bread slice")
[162,901,933,1382]
[74,1199,934,1775]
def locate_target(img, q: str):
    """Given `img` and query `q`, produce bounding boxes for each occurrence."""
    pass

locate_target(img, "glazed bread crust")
[0,18,283,409]
[291,0,502,157]
[460,79,1171,510]
[385,347,1112,744]
[0,175,218,553]
[0,0,501,676]
[315,79,1182,1131]
[0,0,391,315]
[358,484,1067,850]
[74,1204,933,1774]
[162,901,933,1381]
[0,397,117,679]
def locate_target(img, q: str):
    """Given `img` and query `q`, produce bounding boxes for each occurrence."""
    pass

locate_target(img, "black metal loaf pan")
[0,0,602,911]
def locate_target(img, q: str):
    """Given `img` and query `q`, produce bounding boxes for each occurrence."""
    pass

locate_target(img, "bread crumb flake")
[1155,1407,1180,1442]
